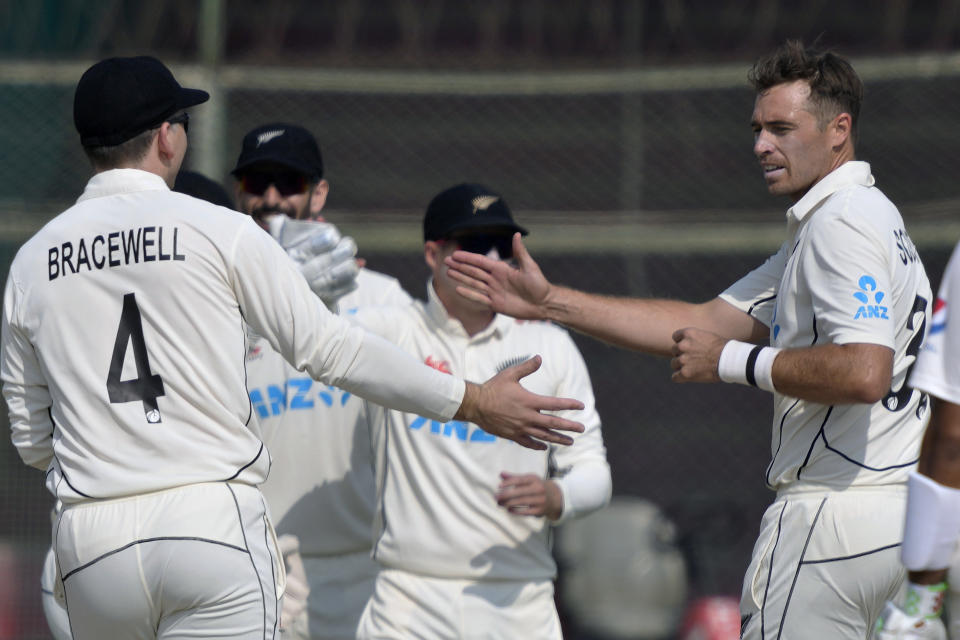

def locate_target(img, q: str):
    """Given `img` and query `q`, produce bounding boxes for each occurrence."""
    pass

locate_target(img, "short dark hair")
[83,127,158,170]
[748,40,863,142]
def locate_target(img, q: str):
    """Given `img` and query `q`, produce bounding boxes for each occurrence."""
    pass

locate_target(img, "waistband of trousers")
[776,481,907,498]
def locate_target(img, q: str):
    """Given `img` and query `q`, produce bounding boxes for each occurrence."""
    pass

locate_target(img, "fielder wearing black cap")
[423,183,528,260]
[232,123,330,231]
[74,56,209,148]
[232,123,324,180]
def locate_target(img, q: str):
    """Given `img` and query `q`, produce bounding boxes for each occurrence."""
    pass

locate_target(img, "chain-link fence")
[4,3,960,638]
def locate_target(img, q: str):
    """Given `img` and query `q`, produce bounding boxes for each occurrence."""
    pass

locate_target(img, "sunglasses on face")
[239,171,310,197]
[450,233,514,259]
[166,112,189,134]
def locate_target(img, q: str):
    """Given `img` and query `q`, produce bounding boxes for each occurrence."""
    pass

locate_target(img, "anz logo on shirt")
[248,377,497,443]
[853,275,889,320]
[407,416,497,443]
[411,353,496,443]
[249,378,352,419]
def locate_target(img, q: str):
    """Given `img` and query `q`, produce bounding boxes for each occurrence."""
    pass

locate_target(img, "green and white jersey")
[721,162,932,490]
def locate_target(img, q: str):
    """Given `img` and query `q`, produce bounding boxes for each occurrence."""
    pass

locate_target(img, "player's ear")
[233,181,246,207]
[309,179,329,215]
[424,240,443,270]
[156,122,176,160]
[830,112,852,150]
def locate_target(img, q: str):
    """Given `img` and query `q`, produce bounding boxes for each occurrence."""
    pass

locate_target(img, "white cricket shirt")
[910,242,960,404]
[720,162,931,490]
[249,268,412,556]
[2,169,463,503]
[353,282,611,581]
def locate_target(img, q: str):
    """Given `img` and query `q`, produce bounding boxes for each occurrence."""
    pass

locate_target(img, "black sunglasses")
[450,233,514,259]
[240,171,310,197]
[166,112,189,134]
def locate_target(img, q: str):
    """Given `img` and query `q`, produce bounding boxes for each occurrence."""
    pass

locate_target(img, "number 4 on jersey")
[107,293,165,423]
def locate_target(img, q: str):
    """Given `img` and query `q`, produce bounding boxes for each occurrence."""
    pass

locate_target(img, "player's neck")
[454,307,495,337]
[132,153,177,187]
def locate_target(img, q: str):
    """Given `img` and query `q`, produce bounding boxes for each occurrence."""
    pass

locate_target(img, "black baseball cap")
[74,56,209,147]
[423,183,528,241]
[232,123,324,179]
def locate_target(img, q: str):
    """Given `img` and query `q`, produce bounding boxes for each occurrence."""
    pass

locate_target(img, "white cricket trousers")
[41,546,72,640]
[357,568,562,639]
[54,482,284,640]
[277,551,380,640]
[739,483,906,639]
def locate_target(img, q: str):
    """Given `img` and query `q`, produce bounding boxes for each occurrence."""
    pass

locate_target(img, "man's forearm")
[544,287,703,357]
[552,458,612,524]
[327,328,464,422]
[547,289,767,360]
[920,398,960,487]
[769,342,893,404]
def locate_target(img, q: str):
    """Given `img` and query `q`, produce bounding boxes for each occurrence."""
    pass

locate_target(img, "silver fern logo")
[496,355,531,373]
[256,129,285,147]
[471,195,499,214]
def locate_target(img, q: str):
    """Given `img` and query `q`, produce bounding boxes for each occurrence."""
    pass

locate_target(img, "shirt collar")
[424,277,508,341]
[786,160,873,224]
[77,168,170,203]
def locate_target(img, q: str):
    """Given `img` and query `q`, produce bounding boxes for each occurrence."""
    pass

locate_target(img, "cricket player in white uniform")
[37,169,241,640]
[874,243,960,639]
[1,56,584,640]
[446,41,932,638]
[354,184,612,639]
[231,122,412,639]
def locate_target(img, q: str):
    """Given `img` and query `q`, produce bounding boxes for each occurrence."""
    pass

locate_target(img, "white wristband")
[717,340,781,393]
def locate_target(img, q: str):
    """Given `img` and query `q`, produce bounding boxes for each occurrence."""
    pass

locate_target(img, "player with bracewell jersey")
[447,40,933,638]
[37,170,240,640]
[0,56,583,640]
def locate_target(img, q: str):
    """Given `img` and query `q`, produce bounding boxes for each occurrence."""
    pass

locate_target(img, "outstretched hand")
[456,355,584,451]
[445,233,551,320]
